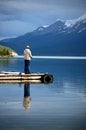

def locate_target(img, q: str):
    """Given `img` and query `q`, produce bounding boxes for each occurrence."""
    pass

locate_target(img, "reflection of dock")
[0,71,53,84]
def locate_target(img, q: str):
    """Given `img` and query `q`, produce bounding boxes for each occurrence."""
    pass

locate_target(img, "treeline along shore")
[0,45,18,57]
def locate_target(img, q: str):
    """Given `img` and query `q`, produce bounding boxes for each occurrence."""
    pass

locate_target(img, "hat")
[26,45,30,49]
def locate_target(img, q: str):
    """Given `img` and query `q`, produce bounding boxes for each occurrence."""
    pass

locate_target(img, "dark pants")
[24,60,30,74]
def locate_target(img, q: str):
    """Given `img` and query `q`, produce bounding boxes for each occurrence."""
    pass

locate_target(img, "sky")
[0,0,86,39]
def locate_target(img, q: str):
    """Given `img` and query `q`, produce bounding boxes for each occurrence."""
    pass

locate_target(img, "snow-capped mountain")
[65,14,86,27]
[33,13,86,34]
[0,14,86,56]
[64,14,86,33]
[32,20,66,35]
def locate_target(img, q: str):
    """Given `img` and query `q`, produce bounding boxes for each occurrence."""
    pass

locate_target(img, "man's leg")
[24,60,30,74]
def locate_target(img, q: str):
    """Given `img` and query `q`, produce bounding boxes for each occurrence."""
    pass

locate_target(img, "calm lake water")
[0,56,86,130]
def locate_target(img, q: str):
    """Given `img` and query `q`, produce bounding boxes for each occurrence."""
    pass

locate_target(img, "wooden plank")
[0,79,42,84]
[0,72,53,84]
[0,71,44,76]
[0,75,42,80]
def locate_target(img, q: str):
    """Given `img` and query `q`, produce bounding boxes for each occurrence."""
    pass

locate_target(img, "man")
[24,45,32,74]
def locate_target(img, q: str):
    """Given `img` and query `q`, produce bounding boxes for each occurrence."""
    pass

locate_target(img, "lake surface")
[0,56,86,130]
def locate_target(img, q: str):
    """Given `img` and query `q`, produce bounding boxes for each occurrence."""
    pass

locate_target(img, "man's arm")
[28,50,32,58]
[30,51,32,58]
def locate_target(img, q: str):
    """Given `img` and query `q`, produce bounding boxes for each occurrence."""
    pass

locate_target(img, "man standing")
[24,45,32,74]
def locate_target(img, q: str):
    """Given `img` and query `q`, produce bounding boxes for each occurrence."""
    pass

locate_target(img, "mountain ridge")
[0,14,86,56]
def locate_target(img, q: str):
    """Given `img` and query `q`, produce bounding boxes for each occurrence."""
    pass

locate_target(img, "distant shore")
[0,52,18,58]
[0,55,13,58]
[0,45,18,58]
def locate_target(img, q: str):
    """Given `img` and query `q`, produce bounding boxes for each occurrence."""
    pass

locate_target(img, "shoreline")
[0,52,18,58]
[0,55,13,58]
[0,55,18,58]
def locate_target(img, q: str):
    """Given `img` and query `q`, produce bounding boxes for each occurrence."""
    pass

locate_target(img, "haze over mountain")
[0,14,86,56]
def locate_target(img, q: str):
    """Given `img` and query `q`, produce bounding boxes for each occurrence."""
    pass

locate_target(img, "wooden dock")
[0,71,53,84]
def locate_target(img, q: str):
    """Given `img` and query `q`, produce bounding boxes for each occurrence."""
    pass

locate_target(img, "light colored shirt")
[24,49,32,60]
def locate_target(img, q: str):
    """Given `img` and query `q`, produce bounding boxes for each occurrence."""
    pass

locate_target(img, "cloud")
[0,0,86,38]
[0,20,36,37]
[0,0,61,22]
[0,0,86,21]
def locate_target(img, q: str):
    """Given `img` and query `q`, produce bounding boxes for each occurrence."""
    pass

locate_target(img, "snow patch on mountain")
[65,19,77,27]
[77,13,86,22]
[65,13,86,28]
[43,25,49,28]
[37,26,45,31]
[36,25,49,32]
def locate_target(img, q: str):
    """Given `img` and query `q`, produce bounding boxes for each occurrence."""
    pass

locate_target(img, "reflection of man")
[23,84,31,112]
